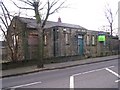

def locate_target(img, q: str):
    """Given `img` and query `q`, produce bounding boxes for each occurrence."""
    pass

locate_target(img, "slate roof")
[86,30,110,36]
[18,17,87,30]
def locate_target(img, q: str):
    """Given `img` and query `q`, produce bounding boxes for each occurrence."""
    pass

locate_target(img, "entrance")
[78,35,84,55]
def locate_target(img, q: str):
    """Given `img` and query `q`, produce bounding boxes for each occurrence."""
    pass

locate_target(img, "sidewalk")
[1,55,118,78]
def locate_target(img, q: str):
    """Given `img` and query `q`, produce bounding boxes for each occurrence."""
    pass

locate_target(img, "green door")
[78,35,84,55]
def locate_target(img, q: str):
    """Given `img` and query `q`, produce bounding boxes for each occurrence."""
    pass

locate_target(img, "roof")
[87,30,110,35]
[17,17,87,30]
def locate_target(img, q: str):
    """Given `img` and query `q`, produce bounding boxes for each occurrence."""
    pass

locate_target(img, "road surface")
[1,58,119,89]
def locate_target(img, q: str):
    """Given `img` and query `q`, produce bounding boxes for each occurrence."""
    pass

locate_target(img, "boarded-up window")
[28,33,38,45]
[12,35,18,46]
[44,35,47,45]
[64,28,71,45]
[65,33,69,44]
[86,35,90,45]
[92,35,95,45]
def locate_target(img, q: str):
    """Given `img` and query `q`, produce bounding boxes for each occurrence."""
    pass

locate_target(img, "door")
[53,28,59,57]
[78,35,84,55]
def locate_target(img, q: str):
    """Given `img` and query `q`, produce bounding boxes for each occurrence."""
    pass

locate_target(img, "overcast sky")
[48,0,119,32]
[0,0,119,40]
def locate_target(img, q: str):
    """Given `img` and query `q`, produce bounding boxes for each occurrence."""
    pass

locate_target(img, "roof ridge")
[15,16,87,29]
[18,16,80,25]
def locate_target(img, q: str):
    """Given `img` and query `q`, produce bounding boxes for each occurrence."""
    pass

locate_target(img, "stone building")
[84,30,111,57]
[7,16,119,61]
[7,16,87,60]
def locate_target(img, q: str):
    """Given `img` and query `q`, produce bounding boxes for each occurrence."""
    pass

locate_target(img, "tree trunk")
[110,23,112,36]
[33,2,44,68]
[37,25,44,68]
[110,23,113,55]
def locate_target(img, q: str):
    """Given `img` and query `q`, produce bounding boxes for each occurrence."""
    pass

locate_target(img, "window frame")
[86,35,90,46]
[92,35,96,46]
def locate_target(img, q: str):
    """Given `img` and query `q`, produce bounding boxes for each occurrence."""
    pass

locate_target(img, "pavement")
[1,55,119,78]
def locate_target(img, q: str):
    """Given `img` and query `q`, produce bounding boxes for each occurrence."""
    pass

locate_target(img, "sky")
[48,0,119,32]
[0,0,119,40]
[49,0,119,36]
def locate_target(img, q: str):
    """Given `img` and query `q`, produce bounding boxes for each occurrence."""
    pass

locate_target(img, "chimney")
[58,17,62,23]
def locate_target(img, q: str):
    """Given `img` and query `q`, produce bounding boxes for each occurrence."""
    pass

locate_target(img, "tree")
[104,3,118,36]
[0,1,22,61]
[104,3,118,54]
[11,0,66,67]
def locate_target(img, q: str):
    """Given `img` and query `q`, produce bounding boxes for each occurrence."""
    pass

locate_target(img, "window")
[28,33,38,45]
[92,35,95,45]
[44,35,47,46]
[56,29,59,40]
[63,28,67,32]
[86,35,90,45]
[12,35,19,46]
[65,33,69,44]
[63,28,70,45]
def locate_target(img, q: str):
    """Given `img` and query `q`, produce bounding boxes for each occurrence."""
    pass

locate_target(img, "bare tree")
[11,0,67,67]
[0,1,21,62]
[104,3,118,54]
[104,3,118,36]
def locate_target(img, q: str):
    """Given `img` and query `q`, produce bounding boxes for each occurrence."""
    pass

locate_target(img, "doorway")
[78,35,84,55]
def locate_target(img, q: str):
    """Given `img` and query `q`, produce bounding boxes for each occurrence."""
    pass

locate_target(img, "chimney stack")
[58,17,62,23]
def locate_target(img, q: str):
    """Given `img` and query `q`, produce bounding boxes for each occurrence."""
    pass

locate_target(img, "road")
[1,58,119,89]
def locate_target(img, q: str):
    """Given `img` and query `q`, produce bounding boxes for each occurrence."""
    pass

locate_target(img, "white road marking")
[115,79,120,83]
[69,66,114,88]
[72,66,114,77]
[70,76,74,88]
[10,81,42,89]
[105,68,120,78]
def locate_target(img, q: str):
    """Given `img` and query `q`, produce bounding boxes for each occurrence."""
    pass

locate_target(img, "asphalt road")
[1,58,119,89]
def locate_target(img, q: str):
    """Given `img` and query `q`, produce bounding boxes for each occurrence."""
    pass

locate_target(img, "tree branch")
[50,0,59,9]
[18,0,33,6]
[0,16,8,29]
[0,25,14,57]
[50,1,66,15]
[11,0,34,10]
[0,4,9,27]
[1,2,12,21]
[0,25,7,39]
[27,0,34,5]
[42,0,50,28]
[42,0,66,28]
[39,2,46,11]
